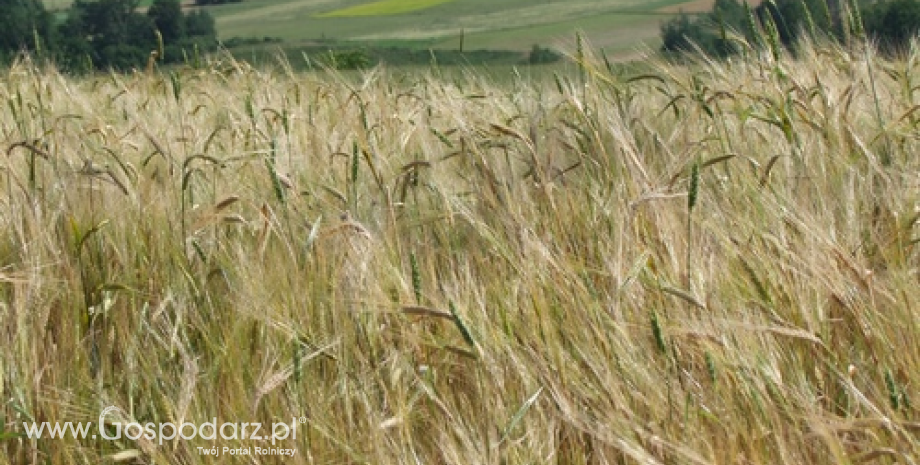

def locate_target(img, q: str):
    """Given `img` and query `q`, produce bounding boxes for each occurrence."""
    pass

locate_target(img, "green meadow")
[316,0,455,17]
[209,0,689,55]
[39,0,699,60]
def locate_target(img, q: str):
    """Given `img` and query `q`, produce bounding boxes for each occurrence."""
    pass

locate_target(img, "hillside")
[42,0,702,55]
[215,0,684,54]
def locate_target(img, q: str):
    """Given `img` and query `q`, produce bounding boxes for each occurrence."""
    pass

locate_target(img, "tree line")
[1,0,217,71]
[661,0,920,57]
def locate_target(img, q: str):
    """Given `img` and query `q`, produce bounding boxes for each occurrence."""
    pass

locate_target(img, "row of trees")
[661,0,920,57]
[0,0,218,71]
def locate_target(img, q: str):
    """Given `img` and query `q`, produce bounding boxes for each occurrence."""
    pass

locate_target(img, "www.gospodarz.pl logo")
[21,405,303,449]
[96,406,302,445]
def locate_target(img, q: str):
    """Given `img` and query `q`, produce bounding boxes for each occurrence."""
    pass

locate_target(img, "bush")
[527,44,562,64]
[319,49,373,70]
[660,0,749,57]
[223,36,283,48]
[661,0,920,59]
[0,0,54,61]
[863,0,920,52]
[661,13,710,55]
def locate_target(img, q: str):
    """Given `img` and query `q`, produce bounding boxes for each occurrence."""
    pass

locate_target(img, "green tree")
[661,13,708,54]
[167,9,218,63]
[148,0,185,43]
[527,44,561,64]
[755,0,835,46]
[47,0,215,71]
[58,0,155,70]
[55,7,95,71]
[863,0,920,51]
[660,0,749,57]
[185,9,217,40]
[0,0,54,61]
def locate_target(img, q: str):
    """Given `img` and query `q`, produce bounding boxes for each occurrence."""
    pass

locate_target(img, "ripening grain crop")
[0,39,918,463]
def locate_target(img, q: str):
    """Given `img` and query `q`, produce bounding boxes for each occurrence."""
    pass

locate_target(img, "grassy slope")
[210,0,682,54]
[41,0,688,57]
[1,41,919,464]
[44,0,156,9]
[429,11,666,54]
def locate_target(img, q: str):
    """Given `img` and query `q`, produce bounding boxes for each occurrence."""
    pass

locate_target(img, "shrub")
[863,0,920,52]
[528,44,562,64]
[320,49,373,70]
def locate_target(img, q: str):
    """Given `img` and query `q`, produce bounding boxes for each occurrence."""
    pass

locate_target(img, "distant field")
[43,0,156,9]
[207,0,693,56]
[40,0,697,57]
[317,0,454,17]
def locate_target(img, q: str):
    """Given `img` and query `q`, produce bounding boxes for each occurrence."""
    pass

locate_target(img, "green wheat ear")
[169,71,181,102]
[410,251,422,304]
[885,368,903,410]
[800,0,817,40]
[705,351,717,383]
[650,311,667,354]
[686,160,700,287]
[350,141,359,211]
[688,161,700,213]
[762,5,782,61]
[849,0,865,40]
[449,300,476,350]
[266,138,286,204]
[293,337,302,384]
[743,2,763,51]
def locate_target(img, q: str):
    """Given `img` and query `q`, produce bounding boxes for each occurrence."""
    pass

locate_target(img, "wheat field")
[0,40,918,464]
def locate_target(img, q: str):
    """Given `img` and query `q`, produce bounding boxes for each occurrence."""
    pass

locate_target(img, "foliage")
[148,0,185,43]
[2,0,217,70]
[185,9,218,40]
[54,0,155,70]
[862,0,920,52]
[658,0,920,58]
[318,49,373,70]
[226,44,527,69]
[527,44,562,64]
[755,0,835,46]
[222,36,284,48]
[0,0,54,62]
[660,0,750,57]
